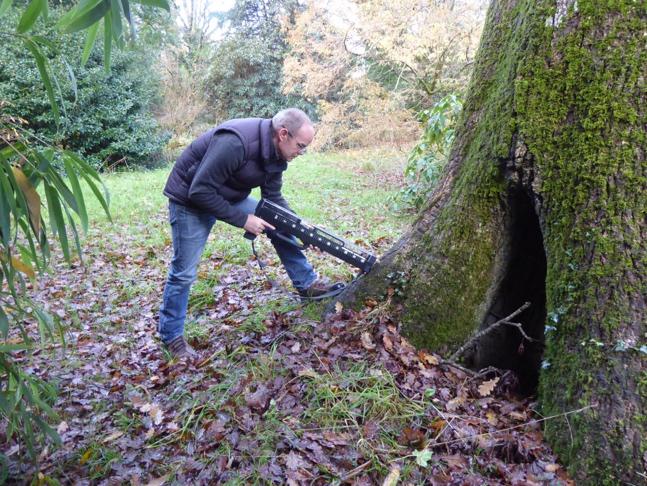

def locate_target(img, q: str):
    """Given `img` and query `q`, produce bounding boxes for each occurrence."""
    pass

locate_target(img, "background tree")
[206,0,315,121]
[283,0,486,149]
[340,0,645,482]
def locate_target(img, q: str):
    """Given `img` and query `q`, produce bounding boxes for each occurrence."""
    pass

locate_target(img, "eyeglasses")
[285,129,308,153]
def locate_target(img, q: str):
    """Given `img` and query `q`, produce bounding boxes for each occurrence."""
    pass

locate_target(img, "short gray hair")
[272,108,312,135]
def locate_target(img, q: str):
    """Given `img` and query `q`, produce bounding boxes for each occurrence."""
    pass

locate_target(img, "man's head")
[272,108,315,162]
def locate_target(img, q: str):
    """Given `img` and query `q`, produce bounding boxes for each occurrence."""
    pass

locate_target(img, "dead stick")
[427,404,595,449]
[388,404,596,463]
[450,302,531,362]
[340,461,371,482]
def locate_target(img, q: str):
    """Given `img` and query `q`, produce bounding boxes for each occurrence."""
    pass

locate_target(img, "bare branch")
[450,302,532,362]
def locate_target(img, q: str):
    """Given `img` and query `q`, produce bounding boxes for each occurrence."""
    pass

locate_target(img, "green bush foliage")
[393,94,463,211]
[0,8,169,170]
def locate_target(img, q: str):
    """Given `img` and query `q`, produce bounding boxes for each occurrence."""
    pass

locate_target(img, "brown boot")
[165,335,197,359]
[298,280,345,300]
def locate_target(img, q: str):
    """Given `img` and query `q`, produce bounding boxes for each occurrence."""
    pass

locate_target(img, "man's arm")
[187,133,248,227]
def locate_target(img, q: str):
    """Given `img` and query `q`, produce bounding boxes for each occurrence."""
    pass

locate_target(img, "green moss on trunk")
[516,1,646,481]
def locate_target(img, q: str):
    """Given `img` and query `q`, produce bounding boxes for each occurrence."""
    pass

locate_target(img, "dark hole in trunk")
[474,187,547,394]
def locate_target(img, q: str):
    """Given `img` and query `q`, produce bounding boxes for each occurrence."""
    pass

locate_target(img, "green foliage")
[0,0,167,475]
[207,0,314,120]
[0,110,111,472]
[0,8,169,170]
[393,94,462,211]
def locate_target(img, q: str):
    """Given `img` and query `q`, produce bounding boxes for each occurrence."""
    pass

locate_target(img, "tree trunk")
[341,0,645,482]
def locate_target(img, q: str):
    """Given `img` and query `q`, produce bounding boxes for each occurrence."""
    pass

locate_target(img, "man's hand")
[244,214,276,236]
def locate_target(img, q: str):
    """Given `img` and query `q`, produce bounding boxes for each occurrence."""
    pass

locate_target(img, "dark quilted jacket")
[163,118,289,227]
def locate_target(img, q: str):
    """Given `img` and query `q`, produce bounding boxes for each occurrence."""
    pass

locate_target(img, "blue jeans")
[158,199,316,343]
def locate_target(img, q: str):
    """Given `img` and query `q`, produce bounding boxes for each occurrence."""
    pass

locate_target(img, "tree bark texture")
[342,0,645,482]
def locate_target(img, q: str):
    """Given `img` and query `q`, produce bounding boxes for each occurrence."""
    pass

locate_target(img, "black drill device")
[243,199,376,273]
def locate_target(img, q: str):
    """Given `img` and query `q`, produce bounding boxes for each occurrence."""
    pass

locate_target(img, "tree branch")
[450,302,532,362]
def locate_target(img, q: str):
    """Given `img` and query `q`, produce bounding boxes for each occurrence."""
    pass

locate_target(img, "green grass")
[82,148,409,242]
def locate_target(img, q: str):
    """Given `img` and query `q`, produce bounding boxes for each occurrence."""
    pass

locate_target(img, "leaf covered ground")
[3,151,572,484]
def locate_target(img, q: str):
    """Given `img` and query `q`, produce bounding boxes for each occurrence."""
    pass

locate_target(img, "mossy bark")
[342,0,646,482]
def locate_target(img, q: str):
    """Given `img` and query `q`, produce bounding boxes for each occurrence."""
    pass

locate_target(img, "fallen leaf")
[144,474,169,486]
[418,350,439,366]
[544,463,560,472]
[478,377,500,397]
[291,341,301,353]
[245,384,270,412]
[285,451,307,471]
[382,465,400,486]
[486,411,498,425]
[361,332,376,350]
[335,301,343,313]
[413,449,433,467]
[509,411,527,421]
[429,418,446,435]
[57,421,69,434]
[149,403,164,425]
[298,368,318,379]
[79,449,93,465]
[446,395,466,412]
[400,427,426,449]
[382,334,394,352]
[102,431,124,443]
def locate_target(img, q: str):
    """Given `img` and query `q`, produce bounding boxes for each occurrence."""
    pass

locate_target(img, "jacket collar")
[261,119,287,173]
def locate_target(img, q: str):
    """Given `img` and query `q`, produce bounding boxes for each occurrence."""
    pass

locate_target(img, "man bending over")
[159,108,336,358]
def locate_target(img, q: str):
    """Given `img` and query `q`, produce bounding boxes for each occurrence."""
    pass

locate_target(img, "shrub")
[0,9,169,170]
[392,94,462,211]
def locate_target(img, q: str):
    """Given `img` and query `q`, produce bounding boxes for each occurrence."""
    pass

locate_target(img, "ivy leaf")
[413,448,433,467]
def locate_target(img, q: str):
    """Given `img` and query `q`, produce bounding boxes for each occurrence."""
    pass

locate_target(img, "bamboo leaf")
[103,13,112,70]
[60,0,110,33]
[43,183,70,261]
[62,57,77,102]
[44,163,79,213]
[81,175,111,221]
[132,0,169,11]
[10,256,35,279]
[110,0,123,46]
[0,0,13,17]
[63,151,111,221]
[62,156,88,232]
[0,171,12,246]
[0,306,8,339]
[120,0,136,39]
[17,0,45,33]
[63,204,83,265]
[11,166,41,235]
[0,343,29,352]
[57,0,100,28]
[81,22,100,66]
[22,38,59,121]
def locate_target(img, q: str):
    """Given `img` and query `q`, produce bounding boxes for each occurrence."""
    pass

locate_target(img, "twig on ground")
[428,404,595,449]
[450,302,532,362]
[339,461,371,482]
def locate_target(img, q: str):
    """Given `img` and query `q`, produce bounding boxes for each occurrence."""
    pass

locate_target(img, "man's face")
[276,124,315,162]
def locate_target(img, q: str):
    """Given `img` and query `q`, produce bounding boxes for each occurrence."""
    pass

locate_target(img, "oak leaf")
[478,377,500,397]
